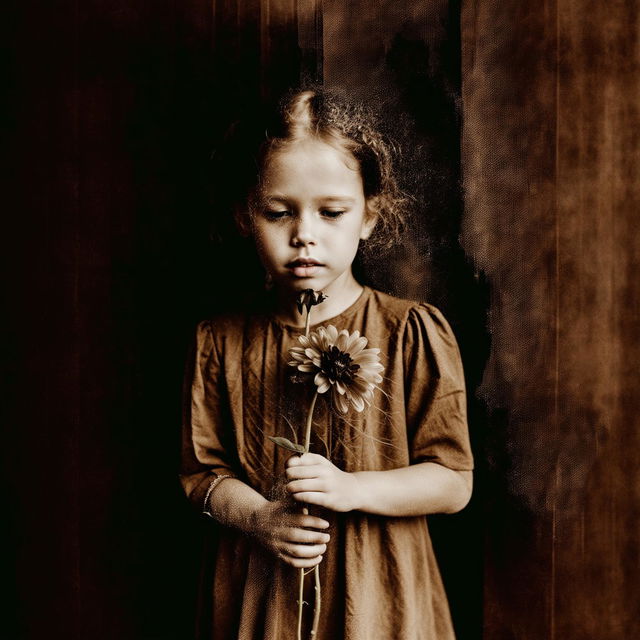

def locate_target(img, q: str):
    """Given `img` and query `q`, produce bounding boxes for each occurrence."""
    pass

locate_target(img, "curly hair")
[216,87,407,251]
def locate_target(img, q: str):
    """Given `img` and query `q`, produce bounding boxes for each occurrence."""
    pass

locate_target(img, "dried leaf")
[268,436,305,454]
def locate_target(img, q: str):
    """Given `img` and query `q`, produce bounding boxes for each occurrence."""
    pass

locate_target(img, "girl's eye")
[264,210,291,220]
[320,210,346,219]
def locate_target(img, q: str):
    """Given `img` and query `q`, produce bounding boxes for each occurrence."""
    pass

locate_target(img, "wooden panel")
[462,0,640,637]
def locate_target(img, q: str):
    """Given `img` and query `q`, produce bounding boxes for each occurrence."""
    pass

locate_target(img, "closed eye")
[320,210,346,219]
[263,210,291,220]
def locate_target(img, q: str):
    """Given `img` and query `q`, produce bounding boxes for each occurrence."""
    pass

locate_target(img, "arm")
[285,453,472,517]
[181,321,330,568]
[206,476,331,569]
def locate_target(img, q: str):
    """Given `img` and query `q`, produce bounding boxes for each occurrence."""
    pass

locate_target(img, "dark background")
[2,1,638,639]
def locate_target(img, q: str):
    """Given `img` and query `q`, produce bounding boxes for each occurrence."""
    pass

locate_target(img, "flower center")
[320,346,361,383]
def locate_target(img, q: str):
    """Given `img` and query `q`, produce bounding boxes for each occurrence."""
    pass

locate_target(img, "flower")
[288,325,384,413]
[296,289,328,315]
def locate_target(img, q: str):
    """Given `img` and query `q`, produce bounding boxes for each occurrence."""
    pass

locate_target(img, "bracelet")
[202,474,234,518]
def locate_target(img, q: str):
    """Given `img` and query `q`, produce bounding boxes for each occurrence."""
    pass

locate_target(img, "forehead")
[261,138,364,199]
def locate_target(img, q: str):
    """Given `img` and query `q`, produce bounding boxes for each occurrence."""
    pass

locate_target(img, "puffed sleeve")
[179,320,239,511]
[403,304,474,470]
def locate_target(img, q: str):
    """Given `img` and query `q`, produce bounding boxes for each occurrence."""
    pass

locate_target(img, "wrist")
[247,495,274,538]
[349,472,370,512]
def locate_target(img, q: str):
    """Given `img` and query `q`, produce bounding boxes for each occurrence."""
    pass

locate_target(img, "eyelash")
[320,210,346,219]
[264,210,290,220]
[263,210,347,221]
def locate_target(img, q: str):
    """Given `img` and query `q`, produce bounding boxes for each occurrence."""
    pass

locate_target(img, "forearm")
[351,463,472,517]
[206,477,269,533]
[205,476,331,568]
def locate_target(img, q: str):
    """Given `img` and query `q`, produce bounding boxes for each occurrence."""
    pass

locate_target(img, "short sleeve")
[403,305,474,471]
[179,320,238,510]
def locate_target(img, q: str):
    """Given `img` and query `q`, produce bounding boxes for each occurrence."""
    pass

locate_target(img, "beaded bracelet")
[202,474,234,518]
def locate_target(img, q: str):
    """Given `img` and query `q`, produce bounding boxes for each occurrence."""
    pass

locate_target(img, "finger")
[283,527,331,544]
[281,542,327,559]
[287,452,327,467]
[285,465,324,480]
[291,492,327,507]
[286,479,326,494]
[294,514,330,530]
[278,552,323,569]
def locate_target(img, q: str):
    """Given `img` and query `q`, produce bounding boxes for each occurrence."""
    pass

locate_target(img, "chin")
[289,279,324,291]
[274,271,340,294]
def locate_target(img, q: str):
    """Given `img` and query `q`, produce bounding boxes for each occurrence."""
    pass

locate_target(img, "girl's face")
[251,137,375,298]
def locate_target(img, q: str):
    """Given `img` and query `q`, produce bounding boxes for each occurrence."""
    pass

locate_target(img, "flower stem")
[297,299,323,640]
[310,564,322,638]
[304,308,311,337]
[303,391,319,453]
[297,567,305,640]
[297,388,319,639]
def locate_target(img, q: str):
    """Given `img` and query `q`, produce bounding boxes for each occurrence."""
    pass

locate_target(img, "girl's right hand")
[252,501,331,568]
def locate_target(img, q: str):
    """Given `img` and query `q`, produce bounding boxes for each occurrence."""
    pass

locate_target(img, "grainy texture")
[4,1,486,638]
[462,1,640,637]
[180,288,474,639]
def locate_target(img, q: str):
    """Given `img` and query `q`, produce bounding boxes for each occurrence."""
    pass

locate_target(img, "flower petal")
[334,392,349,413]
[347,336,368,356]
[325,325,339,344]
[336,330,349,351]
[314,372,331,393]
[351,394,365,412]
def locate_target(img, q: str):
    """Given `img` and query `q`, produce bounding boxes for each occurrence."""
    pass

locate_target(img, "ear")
[234,207,253,237]
[360,199,379,240]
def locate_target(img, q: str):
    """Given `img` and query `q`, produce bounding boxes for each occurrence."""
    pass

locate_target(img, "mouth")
[286,257,324,278]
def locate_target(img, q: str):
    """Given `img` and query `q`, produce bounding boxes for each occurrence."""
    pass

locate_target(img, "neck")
[274,271,364,328]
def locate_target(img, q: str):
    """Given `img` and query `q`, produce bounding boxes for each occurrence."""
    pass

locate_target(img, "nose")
[290,212,316,247]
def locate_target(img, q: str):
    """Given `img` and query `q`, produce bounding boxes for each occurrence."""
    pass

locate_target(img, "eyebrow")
[261,195,358,205]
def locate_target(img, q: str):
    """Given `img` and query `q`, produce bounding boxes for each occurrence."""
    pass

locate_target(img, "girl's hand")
[252,500,331,569]
[285,453,363,512]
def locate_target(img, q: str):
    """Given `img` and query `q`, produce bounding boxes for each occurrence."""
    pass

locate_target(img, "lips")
[286,257,324,278]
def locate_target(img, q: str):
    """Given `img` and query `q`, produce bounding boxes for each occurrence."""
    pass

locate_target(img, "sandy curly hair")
[248,88,407,250]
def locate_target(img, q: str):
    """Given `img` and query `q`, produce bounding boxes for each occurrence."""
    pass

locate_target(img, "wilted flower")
[296,289,328,315]
[288,325,384,413]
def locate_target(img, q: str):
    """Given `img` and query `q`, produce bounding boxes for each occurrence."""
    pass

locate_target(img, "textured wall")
[462,1,640,637]
[6,0,637,638]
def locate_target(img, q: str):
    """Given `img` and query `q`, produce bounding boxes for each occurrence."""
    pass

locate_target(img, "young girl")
[180,89,473,640]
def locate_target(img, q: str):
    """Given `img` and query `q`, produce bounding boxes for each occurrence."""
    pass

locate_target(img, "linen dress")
[180,286,473,640]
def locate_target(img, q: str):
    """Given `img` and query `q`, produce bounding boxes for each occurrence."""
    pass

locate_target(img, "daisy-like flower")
[288,325,384,414]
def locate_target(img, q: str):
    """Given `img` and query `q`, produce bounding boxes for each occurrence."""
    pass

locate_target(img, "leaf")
[268,436,305,454]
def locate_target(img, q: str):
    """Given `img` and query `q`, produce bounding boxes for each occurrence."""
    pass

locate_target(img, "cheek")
[253,227,282,261]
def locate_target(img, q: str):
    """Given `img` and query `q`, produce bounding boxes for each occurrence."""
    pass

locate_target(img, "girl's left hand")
[285,453,363,513]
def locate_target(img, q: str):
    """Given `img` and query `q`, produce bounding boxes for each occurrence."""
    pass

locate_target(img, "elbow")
[443,470,473,514]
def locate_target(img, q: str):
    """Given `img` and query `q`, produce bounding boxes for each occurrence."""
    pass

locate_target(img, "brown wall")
[462,1,640,638]
[3,0,638,638]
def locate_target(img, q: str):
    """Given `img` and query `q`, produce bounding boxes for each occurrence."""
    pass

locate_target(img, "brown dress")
[180,286,473,640]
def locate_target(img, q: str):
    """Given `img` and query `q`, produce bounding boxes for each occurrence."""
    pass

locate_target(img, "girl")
[180,89,473,640]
